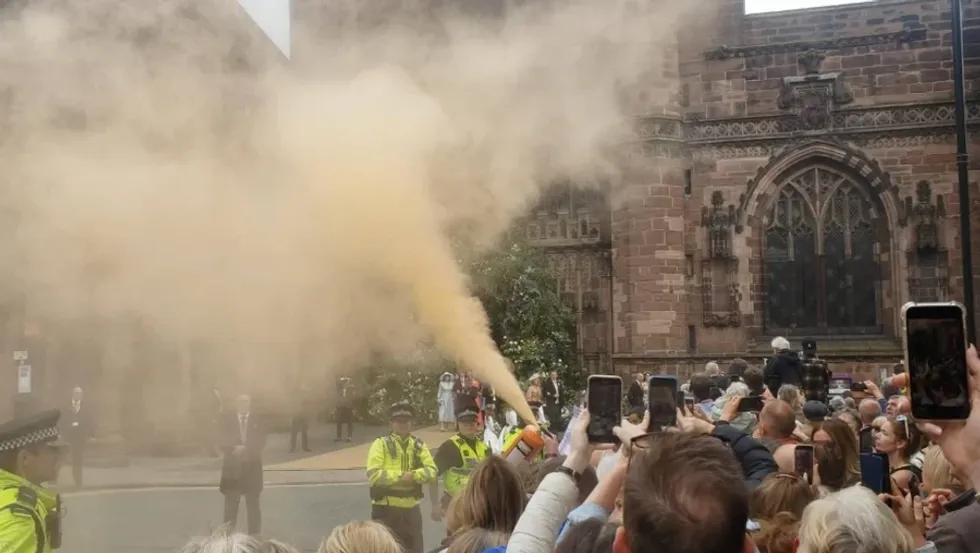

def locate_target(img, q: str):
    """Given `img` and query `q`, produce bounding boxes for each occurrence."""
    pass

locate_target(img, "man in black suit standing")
[220,394,265,535]
[67,386,90,487]
[542,371,563,430]
[627,372,646,409]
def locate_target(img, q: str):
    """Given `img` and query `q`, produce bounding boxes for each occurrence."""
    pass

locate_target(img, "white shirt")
[238,413,249,443]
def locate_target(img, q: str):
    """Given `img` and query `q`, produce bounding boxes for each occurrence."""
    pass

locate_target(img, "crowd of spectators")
[176,346,980,553]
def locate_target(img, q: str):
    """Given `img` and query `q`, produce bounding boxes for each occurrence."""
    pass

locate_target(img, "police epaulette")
[7,503,33,517]
[16,487,37,508]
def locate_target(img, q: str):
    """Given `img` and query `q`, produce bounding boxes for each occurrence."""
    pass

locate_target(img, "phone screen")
[905,303,971,420]
[648,376,677,431]
[587,376,622,444]
[738,395,764,413]
[860,452,890,494]
[794,445,814,484]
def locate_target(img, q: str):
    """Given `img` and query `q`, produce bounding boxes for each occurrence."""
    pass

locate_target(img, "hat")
[802,400,828,422]
[802,338,817,353]
[455,404,480,422]
[389,402,415,420]
[0,410,68,453]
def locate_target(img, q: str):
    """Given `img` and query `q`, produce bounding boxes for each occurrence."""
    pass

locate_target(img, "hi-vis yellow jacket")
[0,469,59,553]
[366,434,437,508]
[442,436,489,497]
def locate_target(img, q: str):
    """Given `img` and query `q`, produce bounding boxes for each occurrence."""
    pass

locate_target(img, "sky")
[232,0,876,59]
[745,0,873,14]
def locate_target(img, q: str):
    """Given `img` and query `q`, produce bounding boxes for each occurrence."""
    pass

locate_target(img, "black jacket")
[765,350,803,394]
[627,381,645,408]
[713,422,778,488]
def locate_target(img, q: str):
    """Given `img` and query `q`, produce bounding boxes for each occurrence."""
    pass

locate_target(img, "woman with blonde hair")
[445,528,508,553]
[750,473,818,521]
[318,521,401,553]
[922,444,965,495]
[797,486,916,553]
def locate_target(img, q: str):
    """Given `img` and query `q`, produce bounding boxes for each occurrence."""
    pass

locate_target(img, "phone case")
[900,301,968,415]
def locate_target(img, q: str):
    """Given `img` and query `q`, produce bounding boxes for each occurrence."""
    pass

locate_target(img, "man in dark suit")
[627,373,645,409]
[66,386,91,487]
[542,371,563,430]
[220,394,265,535]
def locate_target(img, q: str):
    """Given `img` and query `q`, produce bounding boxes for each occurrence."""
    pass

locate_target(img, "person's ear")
[613,525,631,553]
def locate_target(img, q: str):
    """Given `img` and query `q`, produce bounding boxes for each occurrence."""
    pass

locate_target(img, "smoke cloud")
[0,0,689,423]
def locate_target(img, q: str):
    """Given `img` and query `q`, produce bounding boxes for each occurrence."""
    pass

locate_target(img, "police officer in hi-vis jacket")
[0,410,67,553]
[365,402,436,553]
[429,403,489,522]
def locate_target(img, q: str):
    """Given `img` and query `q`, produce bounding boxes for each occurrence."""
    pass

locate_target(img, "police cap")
[389,402,415,421]
[0,409,68,453]
[455,403,479,422]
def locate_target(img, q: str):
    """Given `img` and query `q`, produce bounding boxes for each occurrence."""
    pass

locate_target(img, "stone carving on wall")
[690,131,964,160]
[900,181,948,302]
[546,250,609,315]
[798,49,826,75]
[776,50,854,131]
[704,29,926,60]
[525,185,605,246]
[664,103,980,143]
[627,102,980,158]
[700,191,741,327]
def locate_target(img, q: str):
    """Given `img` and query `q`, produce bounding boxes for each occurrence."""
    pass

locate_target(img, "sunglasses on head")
[895,414,911,437]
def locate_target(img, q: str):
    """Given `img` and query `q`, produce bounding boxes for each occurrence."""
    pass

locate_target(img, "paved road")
[61,484,447,553]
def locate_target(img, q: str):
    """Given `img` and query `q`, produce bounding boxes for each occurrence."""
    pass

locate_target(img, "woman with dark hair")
[810,418,861,489]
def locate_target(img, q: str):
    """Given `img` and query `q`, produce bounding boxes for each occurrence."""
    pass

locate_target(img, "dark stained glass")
[763,166,881,335]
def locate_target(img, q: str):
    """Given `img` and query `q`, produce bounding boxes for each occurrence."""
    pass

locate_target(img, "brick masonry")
[536,0,980,381]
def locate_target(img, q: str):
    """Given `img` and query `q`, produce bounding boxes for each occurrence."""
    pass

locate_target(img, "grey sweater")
[507,472,580,553]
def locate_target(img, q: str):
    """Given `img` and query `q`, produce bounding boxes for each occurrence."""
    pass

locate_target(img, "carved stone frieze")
[523,184,608,246]
[631,102,979,144]
[625,141,685,159]
[704,29,927,61]
[689,131,963,160]
[633,117,685,141]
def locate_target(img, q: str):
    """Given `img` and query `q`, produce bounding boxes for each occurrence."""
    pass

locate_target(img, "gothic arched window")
[763,164,881,335]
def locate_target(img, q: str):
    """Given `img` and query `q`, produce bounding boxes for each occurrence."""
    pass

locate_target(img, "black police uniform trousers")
[372,503,423,553]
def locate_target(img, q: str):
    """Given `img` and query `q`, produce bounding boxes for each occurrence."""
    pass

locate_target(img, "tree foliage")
[355,241,581,424]
[469,242,581,391]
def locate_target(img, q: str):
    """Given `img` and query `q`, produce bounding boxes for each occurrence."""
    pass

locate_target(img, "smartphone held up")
[587,375,622,444]
[902,302,971,420]
[648,375,678,432]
